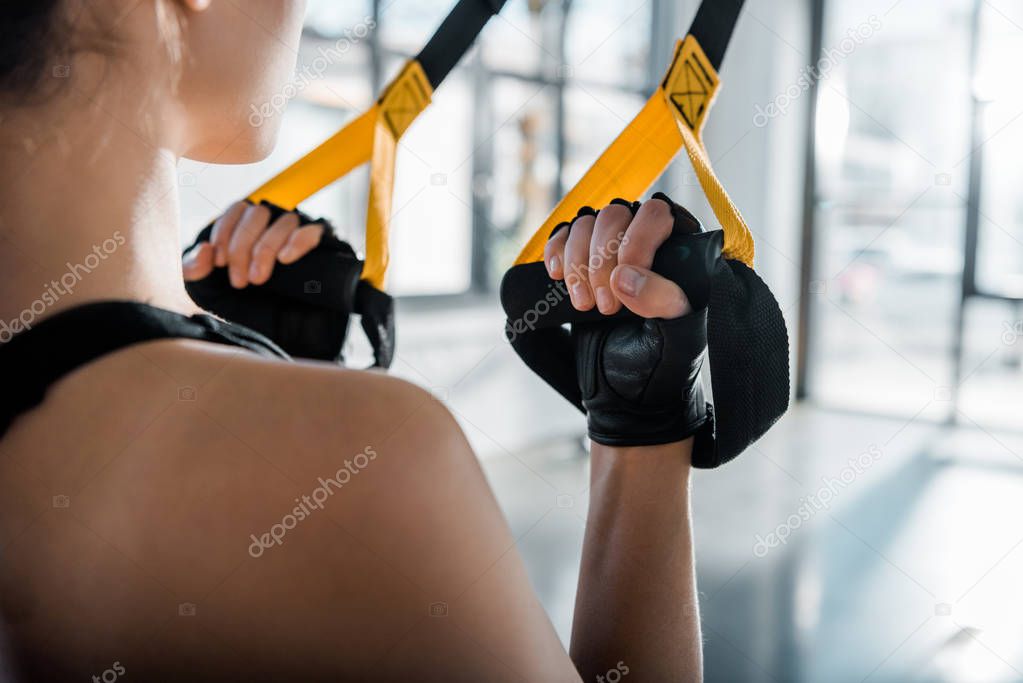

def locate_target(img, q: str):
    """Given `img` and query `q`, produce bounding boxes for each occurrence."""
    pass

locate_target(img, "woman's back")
[0,338,577,681]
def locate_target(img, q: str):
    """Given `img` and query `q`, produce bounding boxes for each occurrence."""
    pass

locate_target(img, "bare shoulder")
[3,336,460,475]
[0,340,578,681]
[148,338,469,482]
[158,339,457,447]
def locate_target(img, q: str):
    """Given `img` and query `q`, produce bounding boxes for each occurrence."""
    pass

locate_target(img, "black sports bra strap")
[0,301,290,438]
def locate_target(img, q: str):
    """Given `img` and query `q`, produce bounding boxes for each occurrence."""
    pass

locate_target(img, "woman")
[0,1,706,680]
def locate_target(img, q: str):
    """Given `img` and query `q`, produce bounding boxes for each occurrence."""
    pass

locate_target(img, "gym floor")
[391,300,1023,683]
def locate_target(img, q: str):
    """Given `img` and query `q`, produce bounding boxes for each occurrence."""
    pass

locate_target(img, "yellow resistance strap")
[247,60,433,289]
[514,35,755,268]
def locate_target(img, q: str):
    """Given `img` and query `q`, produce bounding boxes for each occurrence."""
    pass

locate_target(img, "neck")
[0,93,198,333]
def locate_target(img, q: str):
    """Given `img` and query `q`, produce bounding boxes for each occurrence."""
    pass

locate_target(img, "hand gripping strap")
[185,201,395,368]
[501,223,789,468]
[186,62,430,368]
[186,1,508,368]
[502,14,787,466]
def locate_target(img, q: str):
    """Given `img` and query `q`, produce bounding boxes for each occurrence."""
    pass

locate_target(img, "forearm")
[570,439,701,682]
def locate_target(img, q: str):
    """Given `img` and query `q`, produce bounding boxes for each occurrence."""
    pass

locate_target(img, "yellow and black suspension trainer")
[500,0,790,468]
[186,0,507,368]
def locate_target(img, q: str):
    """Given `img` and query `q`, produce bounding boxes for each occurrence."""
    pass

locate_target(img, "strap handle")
[665,35,755,266]
[363,60,433,288]
[514,6,753,267]
[235,0,508,288]
[247,60,433,290]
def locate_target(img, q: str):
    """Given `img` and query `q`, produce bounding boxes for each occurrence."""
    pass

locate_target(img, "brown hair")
[0,2,72,99]
[0,1,183,106]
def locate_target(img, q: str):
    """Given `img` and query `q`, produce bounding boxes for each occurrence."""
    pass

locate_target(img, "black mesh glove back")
[183,201,395,368]
[500,193,790,468]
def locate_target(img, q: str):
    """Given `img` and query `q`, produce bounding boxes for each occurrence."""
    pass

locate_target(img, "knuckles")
[636,197,675,231]
[597,202,633,222]
[252,241,278,258]
[244,204,272,225]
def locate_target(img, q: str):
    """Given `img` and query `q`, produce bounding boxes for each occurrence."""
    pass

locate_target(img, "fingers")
[588,203,632,314]
[182,241,215,282]
[545,205,631,312]
[209,200,248,267]
[195,201,327,288]
[278,223,324,265]
[247,212,300,285]
[543,197,694,317]
[226,203,272,288]
[618,196,675,270]
[611,264,692,319]
[544,224,569,280]
[610,198,694,319]
[564,214,596,310]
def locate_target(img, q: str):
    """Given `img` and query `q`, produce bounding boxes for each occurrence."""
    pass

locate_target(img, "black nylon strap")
[0,301,289,438]
[687,0,745,70]
[415,0,508,88]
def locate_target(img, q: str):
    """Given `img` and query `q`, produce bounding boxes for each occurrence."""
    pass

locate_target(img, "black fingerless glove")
[575,309,711,446]
[570,197,711,446]
[503,194,716,448]
[501,193,790,468]
[184,201,395,368]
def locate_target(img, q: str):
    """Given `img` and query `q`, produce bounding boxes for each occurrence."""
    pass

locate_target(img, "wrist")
[591,438,694,479]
